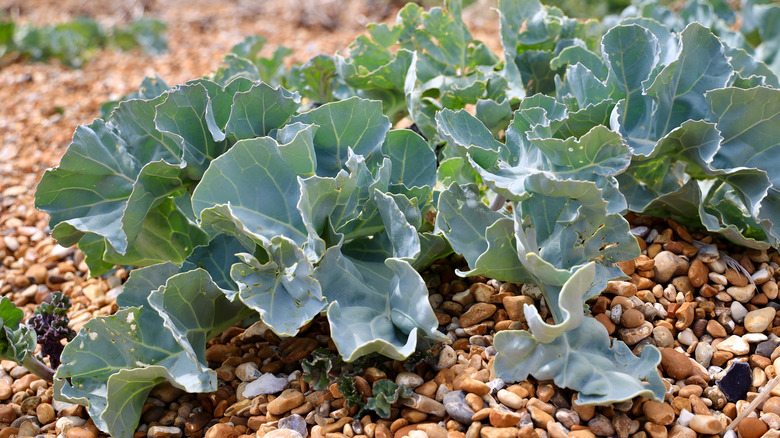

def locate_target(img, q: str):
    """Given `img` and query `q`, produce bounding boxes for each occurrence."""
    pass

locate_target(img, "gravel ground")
[2,2,780,438]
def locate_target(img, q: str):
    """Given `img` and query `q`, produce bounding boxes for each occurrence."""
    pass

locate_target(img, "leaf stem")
[22,354,55,383]
[489,194,506,211]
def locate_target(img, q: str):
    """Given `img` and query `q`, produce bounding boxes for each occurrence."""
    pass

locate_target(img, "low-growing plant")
[0,15,166,68]
[28,0,780,436]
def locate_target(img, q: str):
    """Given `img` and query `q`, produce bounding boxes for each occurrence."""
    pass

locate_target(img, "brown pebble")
[621,308,645,328]
[737,417,768,438]
[460,377,490,396]
[660,348,694,380]
[763,397,780,415]
[460,303,497,328]
[643,401,675,426]
[688,415,722,434]
[267,389,305,416]
[204,424,240,438]
[488,408,522,428]
[688,259,708,288]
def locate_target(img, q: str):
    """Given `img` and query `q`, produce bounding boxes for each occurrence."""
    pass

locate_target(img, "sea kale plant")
[30,0,780,436]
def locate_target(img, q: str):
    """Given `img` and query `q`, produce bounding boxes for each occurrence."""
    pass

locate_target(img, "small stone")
[399,393,446,417]
[744,308,776,333]
[263,430,303,438]
[621,308,645,328]
[737,417,768,438]
[503,296,533,322]
[660,348,693,380]
[643,401,675,426]
[66,427,98,438]
[618,321,653,346]
[731,301,748,323]
[654,251,689,283]
[668,425,696,438]
[688,415,722,434]
[688,259,708,287]
[653,326,675,349]
[717,335,750,355]
[444,391,476,425]
[489,408,522,428]
[529,405,554,428]
[147,426,183,438]
[435,346,457,371]
[36,402,55,424]
[764,397,780,415]
[555,409,579,429]
[479,427,518,438]
[460,378,490,396]
[716,361,752,403]
[278,413,308,437]
[756,337,780,358]
[677,328,697,346]
[0,380,10,401]
[235,362,262,382]
[268,389,305,415]
[396,372,425,389]
[588,414,616,437]
[726,285,756,303]
[497,389,524,410]
[18,421,40,437]
[417,424,448,438]
[694,343,716,368]
[460,303,497,328]
[241,373,289,398]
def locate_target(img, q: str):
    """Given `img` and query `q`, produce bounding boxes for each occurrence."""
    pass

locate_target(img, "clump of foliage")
[27,292,75,368]
[0,294,78,382]
[30,0,780,436]
[0,16,167,68]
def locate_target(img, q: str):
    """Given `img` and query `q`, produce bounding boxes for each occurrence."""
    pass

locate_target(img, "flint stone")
[240,373,289,398]
[443,390,476,424]
[400,393,446,417]
[278,414,307,437]
[716,361,751,402]
[756,337,780,358]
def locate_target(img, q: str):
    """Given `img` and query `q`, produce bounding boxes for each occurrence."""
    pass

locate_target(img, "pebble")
[460,378,490,396]
[643,401,675,426]
[730,301,748,323]
[588,414,616,436]
[668,425,696,438]
[400,393,446,417]
[36,402,55,425]
[460,303,497,328]
[660,348,693,380]
[618,321,653,345]
[621,308,645,328]
[268,389,305,415]
[241,373,289,398]
[744,307,776,333]
[716,361,751,402]
[764,397,780,415]
[235,362,262,382]
[396,372,424,389]
[147,426,183,438]
[694,342,716,368]
[0,380,12,400]
[717,335,750,355]
[756,337,780,357]
[263,429,304,438]
[435,346,457,371]
[688,415,722,434]
[489,408,522,427]
[706,320,727,338]
[479,427,518,438]
[278,413,308,437]
[66,426,99,438]
[654,251,689,283]
[443,391,476,425]
[653,326,675,348]
[726,284,756,302]
[496,389,524,410]
[737,417,768,438]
